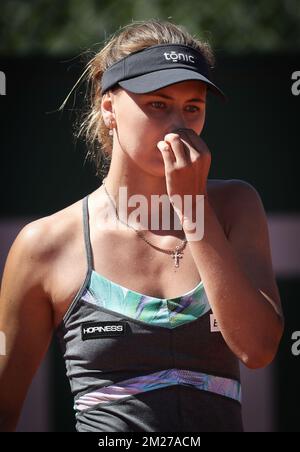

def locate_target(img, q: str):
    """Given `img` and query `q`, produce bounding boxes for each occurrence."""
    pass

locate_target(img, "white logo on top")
[164,51,195,64]
[84,325,123,334]
[210,314,220,333]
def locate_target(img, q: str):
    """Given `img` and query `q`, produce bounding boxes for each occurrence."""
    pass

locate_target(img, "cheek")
[196,112,206,134]
[116,115,154,155]
[121,110,156,140]
[118,107,149,134]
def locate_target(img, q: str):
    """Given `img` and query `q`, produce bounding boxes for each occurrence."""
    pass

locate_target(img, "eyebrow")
[146,93,205,102]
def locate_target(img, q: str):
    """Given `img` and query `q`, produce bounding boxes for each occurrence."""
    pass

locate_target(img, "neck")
[100,170,184,238]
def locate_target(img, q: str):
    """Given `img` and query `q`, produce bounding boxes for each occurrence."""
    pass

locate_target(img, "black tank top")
[55,195,243,432]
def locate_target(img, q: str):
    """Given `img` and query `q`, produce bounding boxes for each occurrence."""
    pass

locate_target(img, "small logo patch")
[81,321,127,340]
[210,314,220,332]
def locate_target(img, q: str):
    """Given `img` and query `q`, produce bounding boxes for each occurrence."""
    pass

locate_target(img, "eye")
[149,102,200,113]
[150,101,166,109]
[185,105,200,113]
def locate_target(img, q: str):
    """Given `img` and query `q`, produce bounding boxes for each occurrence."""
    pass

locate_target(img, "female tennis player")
[0,19,284,432]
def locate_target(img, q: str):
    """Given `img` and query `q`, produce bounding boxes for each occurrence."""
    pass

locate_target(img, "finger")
[177,135,195,163]
[156,141,175,172]
[184,129,211,157]
[175,129,203,159]
[172,130,196,163]
[164,133,189,165]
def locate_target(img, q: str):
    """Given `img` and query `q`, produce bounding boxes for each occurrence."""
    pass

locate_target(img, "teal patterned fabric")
[75,368,242,411]
[81,270,211,328]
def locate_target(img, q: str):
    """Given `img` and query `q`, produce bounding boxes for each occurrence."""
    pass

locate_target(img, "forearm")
[182,198,283,368]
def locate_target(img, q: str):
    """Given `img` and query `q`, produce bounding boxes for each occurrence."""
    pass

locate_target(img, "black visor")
[101,43,227,101]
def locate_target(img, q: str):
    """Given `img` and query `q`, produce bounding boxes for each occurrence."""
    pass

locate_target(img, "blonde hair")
[74,18,215,179]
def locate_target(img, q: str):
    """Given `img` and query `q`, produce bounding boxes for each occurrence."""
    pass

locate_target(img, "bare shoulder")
[207,177,258,199]
[14,198,82,277]
[207,178,262,231]
[1,197,84,310]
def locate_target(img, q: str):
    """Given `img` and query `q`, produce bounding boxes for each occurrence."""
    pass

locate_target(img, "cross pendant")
[172,249,183,268]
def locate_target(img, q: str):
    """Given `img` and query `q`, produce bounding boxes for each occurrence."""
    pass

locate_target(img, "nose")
[170,126,190,134]
[169,123,189,135]
[167,111,189,135]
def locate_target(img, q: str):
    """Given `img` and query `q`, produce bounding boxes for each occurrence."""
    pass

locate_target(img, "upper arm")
[226,179,284,319]
[0,219,54,430]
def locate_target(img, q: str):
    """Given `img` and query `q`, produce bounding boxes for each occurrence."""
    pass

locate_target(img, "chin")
[153,168,166,179]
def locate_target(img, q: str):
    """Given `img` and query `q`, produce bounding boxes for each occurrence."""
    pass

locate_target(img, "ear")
[101,90,116,126]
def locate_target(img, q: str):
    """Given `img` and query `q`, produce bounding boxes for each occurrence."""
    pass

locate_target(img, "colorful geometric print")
[81,270,211,328]
[74,368,242,411]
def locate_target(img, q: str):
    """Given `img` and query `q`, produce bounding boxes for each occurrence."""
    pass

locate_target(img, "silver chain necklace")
[102,177,187,268]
